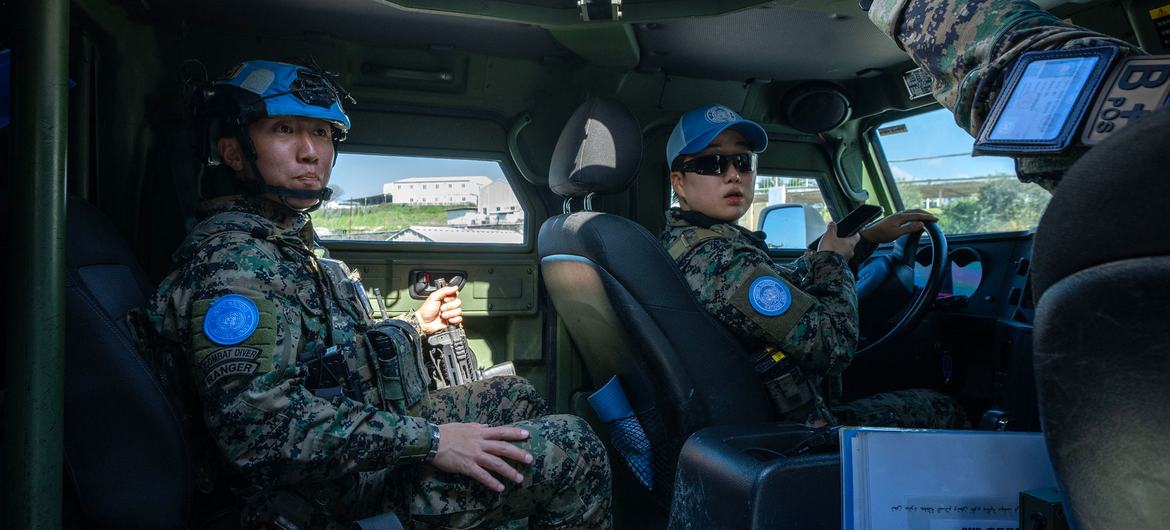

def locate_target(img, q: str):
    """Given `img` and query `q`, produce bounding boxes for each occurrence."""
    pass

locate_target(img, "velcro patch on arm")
[191,295,278,389]
[729,266,814,344]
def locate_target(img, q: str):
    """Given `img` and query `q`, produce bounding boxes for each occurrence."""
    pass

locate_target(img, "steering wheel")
[853,222,948,356]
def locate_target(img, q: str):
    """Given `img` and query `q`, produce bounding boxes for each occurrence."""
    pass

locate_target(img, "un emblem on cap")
[748,276,792,316]
[705,105,737,124]
[204,294,260,345]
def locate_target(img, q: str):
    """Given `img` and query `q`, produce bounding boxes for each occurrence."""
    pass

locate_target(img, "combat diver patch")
[191,294,278,389]
[731,267,814,343]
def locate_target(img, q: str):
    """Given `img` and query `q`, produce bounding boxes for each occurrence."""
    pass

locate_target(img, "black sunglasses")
[673,152,758,176]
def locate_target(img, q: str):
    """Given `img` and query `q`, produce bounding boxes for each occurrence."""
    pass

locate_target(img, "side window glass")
[750,175,831,249]
[320,153,526,244]
[874,108,1051,235]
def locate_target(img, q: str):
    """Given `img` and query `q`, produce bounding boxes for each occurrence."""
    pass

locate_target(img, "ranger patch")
[203,359,260,388]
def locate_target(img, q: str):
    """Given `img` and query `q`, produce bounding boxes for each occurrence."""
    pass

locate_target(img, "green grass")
[313,203,460,235]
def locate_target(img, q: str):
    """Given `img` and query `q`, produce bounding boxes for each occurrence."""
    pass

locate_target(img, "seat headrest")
[549,97,642,198]
[1032,106,1170,301]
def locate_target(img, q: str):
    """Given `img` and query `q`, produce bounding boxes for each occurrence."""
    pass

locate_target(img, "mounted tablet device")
[974,47,1118,155]
[975,46,1170,156]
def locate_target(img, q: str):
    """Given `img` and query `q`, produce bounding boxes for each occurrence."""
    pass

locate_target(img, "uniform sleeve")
[164,236,436,487]
[678,239,860,377]
[869,0,1140,136]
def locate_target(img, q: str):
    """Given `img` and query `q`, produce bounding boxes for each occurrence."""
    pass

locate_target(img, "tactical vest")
[181,213,431,418]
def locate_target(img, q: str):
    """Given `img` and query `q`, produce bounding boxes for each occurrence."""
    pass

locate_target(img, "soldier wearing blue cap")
[660,104,967,429]
[147,59,611,529]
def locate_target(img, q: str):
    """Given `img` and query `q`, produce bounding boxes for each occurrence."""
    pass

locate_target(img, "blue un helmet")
[198,59,353,207]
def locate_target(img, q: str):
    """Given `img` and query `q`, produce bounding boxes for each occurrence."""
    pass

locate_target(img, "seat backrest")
[64,196,193,528]
[1031,107,1170,529]
[538,98,772,500]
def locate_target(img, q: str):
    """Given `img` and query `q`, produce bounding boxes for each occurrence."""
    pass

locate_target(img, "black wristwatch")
[423,423,441,463]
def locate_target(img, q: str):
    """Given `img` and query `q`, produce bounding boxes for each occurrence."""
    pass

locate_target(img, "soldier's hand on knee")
[817,222,861,261]
[418,286,464,334]
[860,209,938,243]
[433,423,534,492]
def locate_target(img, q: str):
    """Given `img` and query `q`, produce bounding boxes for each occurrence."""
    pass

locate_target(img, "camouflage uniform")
[660,208,967,429]
[149,195,611,529]
[867,0,1141,188]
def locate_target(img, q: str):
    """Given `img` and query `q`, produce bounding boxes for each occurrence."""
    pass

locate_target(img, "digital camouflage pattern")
[831,388,970,429]
[150,195,610,529]
[868,0,1141,188]
[661,208,968,429]
[661,208,865,388]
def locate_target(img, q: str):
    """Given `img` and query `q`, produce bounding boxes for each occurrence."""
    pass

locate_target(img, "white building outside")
[383,176,492,205]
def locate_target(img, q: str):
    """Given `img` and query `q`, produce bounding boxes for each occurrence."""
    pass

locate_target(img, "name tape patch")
[203,294,260,346]
[749,275,793,317]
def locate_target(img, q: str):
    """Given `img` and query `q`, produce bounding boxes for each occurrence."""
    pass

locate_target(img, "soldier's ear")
[670,171,688,205]
[218,137,245,172]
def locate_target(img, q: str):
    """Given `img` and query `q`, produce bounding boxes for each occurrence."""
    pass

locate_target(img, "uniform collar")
[665,207,770,251]
[195,195,317,246]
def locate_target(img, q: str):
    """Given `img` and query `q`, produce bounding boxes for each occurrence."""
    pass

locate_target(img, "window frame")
[319,144,539,254]
[754,168,836,260]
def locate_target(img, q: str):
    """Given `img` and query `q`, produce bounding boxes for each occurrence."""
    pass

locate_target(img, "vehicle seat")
[537,97,773,506]
[1031,107,1170,529]
[64,196,199,529]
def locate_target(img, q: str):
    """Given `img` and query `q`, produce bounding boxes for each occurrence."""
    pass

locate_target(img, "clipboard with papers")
[841,428,1060,530]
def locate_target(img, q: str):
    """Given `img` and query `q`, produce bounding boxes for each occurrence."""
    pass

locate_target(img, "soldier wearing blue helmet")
[660,104,968,429]
[147,60,611,530]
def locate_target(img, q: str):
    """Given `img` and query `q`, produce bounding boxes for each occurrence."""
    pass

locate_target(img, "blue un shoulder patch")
[203,294,260,345]
[748,275,793,316]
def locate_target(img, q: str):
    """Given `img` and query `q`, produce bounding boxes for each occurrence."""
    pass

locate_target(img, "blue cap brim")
[678,119,768,158]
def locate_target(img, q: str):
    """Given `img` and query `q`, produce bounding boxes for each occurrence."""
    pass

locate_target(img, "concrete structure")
[475,180,524,225]
[383,176,491,205]
[387,226,524,244]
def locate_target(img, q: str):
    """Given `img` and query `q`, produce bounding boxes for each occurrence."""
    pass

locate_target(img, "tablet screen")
[987,55,1100,141]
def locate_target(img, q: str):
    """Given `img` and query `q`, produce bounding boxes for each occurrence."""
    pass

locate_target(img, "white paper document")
[841,428,1058,530]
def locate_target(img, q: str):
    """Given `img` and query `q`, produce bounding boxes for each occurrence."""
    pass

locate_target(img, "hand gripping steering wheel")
[853,222,948,357]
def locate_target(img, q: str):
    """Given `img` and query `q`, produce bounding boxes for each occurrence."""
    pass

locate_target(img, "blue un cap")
[666,104,768,168]
[216,60,351,132]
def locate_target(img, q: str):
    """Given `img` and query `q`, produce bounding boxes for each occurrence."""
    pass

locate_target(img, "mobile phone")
[834,204,884,238]
[807,204,884,250]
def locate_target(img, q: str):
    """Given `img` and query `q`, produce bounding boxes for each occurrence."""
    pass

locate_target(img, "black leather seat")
[64,196,198,529]
[537,97,774,506]
[64,198,399,529]
[1031,107,1170,529]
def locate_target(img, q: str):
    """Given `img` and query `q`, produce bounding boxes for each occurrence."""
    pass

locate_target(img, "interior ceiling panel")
[146,0,576,61]
[136,0,1082,83]
[635,5,907,82]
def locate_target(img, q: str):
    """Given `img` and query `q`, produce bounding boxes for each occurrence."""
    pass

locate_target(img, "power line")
[889,150,973,162]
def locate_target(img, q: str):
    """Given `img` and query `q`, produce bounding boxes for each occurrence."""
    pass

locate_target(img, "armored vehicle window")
[319,153,526,245]
[875,108,1051,235]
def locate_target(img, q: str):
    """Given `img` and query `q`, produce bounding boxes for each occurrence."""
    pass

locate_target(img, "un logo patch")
[204,294,260,345]
[705,105,737,124]
[748,276,792,317]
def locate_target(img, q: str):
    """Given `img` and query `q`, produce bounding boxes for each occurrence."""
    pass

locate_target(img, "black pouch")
[367,320,429,415]
[760,363,815,415]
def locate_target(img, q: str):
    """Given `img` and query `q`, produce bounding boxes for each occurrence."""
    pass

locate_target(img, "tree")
[937,175,1051,234]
